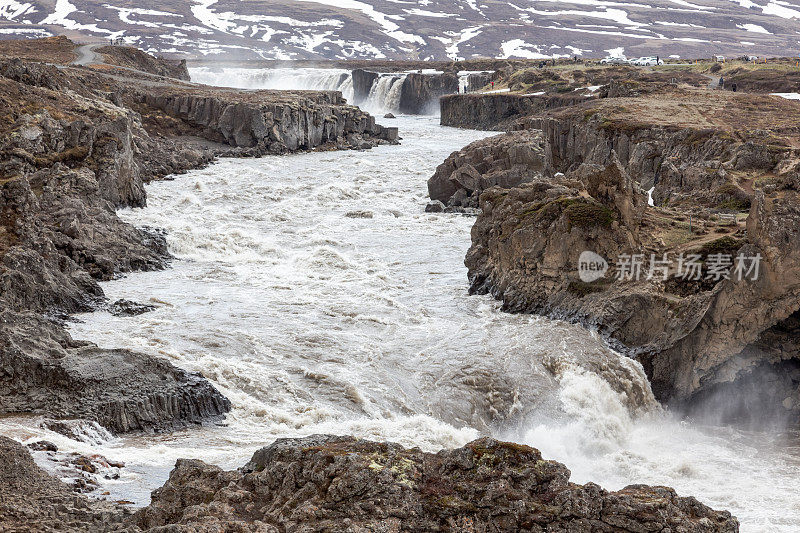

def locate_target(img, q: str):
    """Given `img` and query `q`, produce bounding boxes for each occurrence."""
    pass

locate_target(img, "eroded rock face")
[137,88,396,155]
[428,130,544,209]
[0,114,231,432]
[352,68,379,104]
[440,92,592,131]
[464,95,800,423]
[400,71,459,115]
[134,435,738,532]
[0,437,128,532]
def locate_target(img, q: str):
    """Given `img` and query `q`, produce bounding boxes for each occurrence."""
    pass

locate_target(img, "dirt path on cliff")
[702,73,720,89]
[73,44,102,66]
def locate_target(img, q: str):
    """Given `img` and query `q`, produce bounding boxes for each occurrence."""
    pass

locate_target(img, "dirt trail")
[72,44,102,66]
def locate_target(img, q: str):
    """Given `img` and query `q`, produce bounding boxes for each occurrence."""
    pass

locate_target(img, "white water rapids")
[2,70,799,532]
[190,66,409,115]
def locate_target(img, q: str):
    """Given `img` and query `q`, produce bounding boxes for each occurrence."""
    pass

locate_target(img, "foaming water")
[2,116,797,529]
[189,67,409,114]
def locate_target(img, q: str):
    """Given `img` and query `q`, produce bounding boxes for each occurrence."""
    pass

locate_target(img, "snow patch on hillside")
[41,0,122,36]
[501,39,551,59]
[292,0,425,45]
[0,0,35,20]
[737,23,772,33]
[444,25,483,60]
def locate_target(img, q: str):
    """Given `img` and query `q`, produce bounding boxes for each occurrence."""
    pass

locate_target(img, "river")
[3,72,799,532]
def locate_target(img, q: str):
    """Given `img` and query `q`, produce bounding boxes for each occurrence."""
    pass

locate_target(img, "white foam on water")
[516,365,800,531]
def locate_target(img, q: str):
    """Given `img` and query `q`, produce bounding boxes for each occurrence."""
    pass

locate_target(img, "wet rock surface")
[109,299,156,316]
[133,435,738,532]
[0,436,131,532]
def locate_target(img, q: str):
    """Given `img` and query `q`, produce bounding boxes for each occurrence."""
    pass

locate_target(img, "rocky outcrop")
[0,435,739,532]
[133,435,738,532]
[96,45,191,81]
[0,59,231,433]
[0,436,129,532]
[137,87,397,154]
[440,92,591,130]
[0,310,231,434]
[464,88,800,424]
[400,71,459,114]
[428,130,544,209]
[352,68,379,104]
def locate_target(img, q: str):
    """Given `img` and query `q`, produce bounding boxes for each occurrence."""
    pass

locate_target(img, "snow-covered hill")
[1,0,799,59]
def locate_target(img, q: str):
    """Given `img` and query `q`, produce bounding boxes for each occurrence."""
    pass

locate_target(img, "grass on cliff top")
[561,87,800,146]
[0,36,76,65]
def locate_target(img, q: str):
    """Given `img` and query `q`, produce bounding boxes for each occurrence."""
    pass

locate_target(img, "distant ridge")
[1,0,799,60]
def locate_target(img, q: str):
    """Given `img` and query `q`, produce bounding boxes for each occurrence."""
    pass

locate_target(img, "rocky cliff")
[399,71,459,114]
[352,67,379,104]
[441,92,592,130]
[464,87,800,425]
[137,87,397,154]
[0,58,231,433]
[428,130,544,209]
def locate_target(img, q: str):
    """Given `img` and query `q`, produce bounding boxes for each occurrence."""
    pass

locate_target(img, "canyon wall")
[138,88,398,154]
[440,92,593,130]
[399,71,459,114]
[463,91,800,423]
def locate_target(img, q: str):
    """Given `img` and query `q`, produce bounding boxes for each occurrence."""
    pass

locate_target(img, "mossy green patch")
[563,202,616,229]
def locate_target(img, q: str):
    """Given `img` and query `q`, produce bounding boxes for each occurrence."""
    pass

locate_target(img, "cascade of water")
[189,67,355,103]
[360,74,407,114]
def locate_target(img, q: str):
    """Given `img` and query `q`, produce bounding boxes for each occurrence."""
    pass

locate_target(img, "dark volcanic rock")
[429,130,544,208]
[136,87,396,154]
[27,440,58,452]
[400,71,459,115]
[440,92,591,130]
[0,310,231,433]
[352,68,379,104]
[109,299,156,316]
[0,435,738,532]
[134,435,738,532]
[464,88,800,424]
[0,437,128,532]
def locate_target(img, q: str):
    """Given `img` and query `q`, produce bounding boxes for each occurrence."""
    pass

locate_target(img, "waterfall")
[361,74,407,114]
[189,67,356,103]
[189,67,410,115]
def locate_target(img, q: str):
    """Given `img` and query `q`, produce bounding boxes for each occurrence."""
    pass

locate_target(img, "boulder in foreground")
[135,435,738,532]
